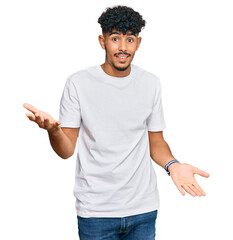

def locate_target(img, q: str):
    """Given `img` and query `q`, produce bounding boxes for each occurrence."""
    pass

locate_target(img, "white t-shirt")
[59,64,166,218]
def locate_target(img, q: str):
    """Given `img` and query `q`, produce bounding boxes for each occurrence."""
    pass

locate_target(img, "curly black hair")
[98,5,146,35]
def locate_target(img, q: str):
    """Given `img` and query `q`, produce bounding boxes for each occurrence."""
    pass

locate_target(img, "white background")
[1,0,232,239]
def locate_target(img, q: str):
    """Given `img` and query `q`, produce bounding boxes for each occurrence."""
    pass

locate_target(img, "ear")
[98,35,106,50]
[136,37,142,51]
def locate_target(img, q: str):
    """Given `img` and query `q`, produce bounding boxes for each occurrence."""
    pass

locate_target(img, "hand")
[23,103,61,134]
[168,163,210,197]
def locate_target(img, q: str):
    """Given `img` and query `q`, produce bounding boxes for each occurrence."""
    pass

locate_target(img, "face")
[98,29,142,72]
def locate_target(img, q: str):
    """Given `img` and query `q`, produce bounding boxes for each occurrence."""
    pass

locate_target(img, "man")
[23,5,209,240]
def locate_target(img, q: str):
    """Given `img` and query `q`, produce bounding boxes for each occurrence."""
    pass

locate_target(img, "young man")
[23,5,209,240]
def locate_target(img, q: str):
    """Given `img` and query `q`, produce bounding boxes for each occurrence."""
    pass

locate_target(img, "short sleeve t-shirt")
[59,64,166,217]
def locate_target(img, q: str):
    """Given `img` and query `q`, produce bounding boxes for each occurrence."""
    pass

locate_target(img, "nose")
[118,39,127,52]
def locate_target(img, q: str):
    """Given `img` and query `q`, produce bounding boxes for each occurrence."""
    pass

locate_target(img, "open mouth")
[116,54,129,62]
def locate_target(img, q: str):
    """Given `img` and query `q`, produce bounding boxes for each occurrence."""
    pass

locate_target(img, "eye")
[112,37,118,42]
[128,38,134,43]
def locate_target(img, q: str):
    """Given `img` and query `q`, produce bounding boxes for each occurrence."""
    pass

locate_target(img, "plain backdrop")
[1,0,232,239]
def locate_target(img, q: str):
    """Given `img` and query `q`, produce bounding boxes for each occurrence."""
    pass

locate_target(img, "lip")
[116,54,129,62]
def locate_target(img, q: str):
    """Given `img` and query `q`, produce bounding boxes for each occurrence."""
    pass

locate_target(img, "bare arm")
[47,127,79,159]
[23,103,79,159]
[148,131,210,197]
[148,131,176,169]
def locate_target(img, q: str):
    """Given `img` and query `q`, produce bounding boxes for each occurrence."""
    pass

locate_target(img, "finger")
[188,184,202,197]
[44,118,61,131]
[56,121,61,129]
[192,181,206,196]
[26,113,36,121]
[194,168,210,178]
[177,185,185,196]
[182,185,197,197]
[44,117,51,129]
[35,112,44,127]
[23,103,40,114]
[54,121,61,129]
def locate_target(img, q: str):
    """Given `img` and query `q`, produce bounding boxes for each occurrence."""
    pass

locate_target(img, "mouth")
[115,54,130,62]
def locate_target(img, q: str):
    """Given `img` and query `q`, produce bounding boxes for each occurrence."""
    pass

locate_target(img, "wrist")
[168,162,180,172]
[165,160,180,176]
[48,127,62,137]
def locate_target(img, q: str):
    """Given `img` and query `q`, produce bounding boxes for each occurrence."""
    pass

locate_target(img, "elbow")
[60,151,74,160]
[61,155,70,160]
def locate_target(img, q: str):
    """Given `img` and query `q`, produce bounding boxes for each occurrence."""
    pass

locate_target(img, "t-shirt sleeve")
[59,77,81,128]
[146,77,166,131]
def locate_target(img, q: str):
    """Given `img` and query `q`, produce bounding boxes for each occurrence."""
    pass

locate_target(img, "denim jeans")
[77,209,158,240]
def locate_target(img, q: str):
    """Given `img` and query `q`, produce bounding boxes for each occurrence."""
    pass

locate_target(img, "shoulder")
[133,64,161,85]
[66,65,98,85]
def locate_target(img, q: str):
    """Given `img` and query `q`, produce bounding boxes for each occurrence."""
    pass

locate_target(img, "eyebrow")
[109,31,137,36]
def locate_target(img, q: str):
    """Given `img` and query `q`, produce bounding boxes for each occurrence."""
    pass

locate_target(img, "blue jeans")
[77,210,158,240]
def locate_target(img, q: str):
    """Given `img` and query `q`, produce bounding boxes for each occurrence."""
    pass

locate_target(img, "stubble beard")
[112,63,130,72]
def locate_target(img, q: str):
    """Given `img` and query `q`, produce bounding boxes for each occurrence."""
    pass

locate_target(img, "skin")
[23,103,79,159]
[98,29,142,77]
[148,131,210,196]
[24,28,210,197]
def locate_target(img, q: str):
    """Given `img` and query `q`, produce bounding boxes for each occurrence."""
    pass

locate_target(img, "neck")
[101,62,131,77]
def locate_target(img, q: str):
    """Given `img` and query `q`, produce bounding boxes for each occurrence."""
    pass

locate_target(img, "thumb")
[194,168,210,178]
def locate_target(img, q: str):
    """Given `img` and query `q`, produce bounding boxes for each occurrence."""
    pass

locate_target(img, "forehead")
[106,29,137,37]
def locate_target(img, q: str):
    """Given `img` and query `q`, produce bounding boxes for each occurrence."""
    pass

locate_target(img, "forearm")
[150,140,178,170]
[47,128,74,159]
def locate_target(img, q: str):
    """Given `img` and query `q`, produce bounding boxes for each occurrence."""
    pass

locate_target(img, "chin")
[113,63,131,72]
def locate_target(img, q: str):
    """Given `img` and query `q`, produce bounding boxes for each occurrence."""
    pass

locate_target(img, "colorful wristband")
[165,160,179,176]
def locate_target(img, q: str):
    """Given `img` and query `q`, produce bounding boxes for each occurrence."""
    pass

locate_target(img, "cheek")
[106,41,119,51]
[106,47,117,58]
[130,43,138,51]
